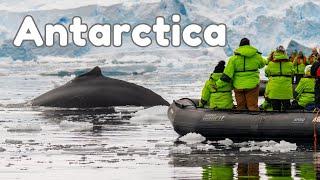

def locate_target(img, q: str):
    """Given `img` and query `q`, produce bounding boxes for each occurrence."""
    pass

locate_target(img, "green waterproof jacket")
[293,56,306,75]
[295,77,315,107]
[265,51,294,100]
[216,45,265,90]
[200,73,233,109]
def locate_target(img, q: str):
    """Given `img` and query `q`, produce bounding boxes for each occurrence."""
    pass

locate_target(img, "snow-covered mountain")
[0,0,319,60]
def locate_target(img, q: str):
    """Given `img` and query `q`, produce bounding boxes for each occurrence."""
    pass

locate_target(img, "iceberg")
[0,0,318,60]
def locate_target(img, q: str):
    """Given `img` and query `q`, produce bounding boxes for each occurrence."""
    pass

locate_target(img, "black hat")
[214,61,226,73]
[239,38,250,46]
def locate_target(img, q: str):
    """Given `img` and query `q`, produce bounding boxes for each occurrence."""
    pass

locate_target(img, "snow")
[178,133,206,144]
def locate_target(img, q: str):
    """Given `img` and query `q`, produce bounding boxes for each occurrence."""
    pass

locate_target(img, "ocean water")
[0,52,319,180]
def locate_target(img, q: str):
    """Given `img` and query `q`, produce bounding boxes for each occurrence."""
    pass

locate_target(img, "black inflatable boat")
[168,98,318,141]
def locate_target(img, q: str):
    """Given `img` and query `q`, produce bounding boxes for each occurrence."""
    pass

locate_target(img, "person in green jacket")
[265,46,294,111]
[216,38,265,111]
[199,61,234,109]
[293,51,307,84]
[293,65,315,110]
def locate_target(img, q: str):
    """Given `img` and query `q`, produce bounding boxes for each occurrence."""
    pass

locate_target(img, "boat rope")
[313,109,320,152]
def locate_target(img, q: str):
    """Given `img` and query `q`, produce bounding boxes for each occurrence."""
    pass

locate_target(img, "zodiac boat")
[167,98,318,141]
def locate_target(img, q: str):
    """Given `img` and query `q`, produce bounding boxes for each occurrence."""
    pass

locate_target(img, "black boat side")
[168,98,318,141]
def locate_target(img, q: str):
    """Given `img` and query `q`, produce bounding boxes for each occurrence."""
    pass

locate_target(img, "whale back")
[32,66,169,108]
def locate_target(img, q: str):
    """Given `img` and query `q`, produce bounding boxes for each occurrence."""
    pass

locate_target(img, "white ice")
[179,133,206,144]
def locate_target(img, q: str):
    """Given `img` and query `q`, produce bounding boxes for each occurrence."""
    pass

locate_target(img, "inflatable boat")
[167,98,319,141]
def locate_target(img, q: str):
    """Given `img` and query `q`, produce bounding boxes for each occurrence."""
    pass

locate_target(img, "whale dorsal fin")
[77,66,103,78]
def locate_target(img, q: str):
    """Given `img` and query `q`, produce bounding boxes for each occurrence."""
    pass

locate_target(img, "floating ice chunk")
[59,120,93,132]
[114,106,144,113]
[130,106,168,122]
[5,139,23,144]
[7,124,42,132]
[217,138,233,146]
[237,140,297,152]
[196,144,216,151]
[239,146,261,152]
[179,133,206,144]
[170,144,192,154]
[155,141,174,148]
[260,140,297,153]
[134,105,168,116]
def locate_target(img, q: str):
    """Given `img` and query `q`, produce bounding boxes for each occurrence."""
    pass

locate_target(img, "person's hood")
[234,45,259,57]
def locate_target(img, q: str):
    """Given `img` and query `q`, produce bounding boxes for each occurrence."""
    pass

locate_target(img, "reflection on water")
[202,163,317,180]
[170,144,320,180]
[170,152,320,180]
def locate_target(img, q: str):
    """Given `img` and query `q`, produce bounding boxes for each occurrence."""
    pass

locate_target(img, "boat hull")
[168,98,318,141]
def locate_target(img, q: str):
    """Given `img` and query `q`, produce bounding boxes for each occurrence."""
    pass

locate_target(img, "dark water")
[0,55,318,179]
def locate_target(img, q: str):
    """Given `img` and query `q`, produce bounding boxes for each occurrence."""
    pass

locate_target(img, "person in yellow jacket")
[199,61,234,109]
[293,51,307,84]
[292,65,315,110]
[215,38,265,111]
[265,46,294,111]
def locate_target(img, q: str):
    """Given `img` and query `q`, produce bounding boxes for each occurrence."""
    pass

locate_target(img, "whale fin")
[77,66,103,78]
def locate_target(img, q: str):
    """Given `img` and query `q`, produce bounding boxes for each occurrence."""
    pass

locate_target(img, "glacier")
[0,0,319,60]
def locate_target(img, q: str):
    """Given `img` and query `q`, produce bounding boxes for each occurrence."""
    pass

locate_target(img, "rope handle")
[313,109,320,152]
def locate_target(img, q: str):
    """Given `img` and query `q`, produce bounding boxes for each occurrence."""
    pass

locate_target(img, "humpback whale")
[32,66,169,108]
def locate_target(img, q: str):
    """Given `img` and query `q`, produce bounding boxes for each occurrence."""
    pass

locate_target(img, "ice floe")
[130,106,168,122]
[114,106,144,113]
[238,140,297,153]
[179,133,206,144]
[170,144,192,154]
[217,138,234,147]
[196,144,216,151]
